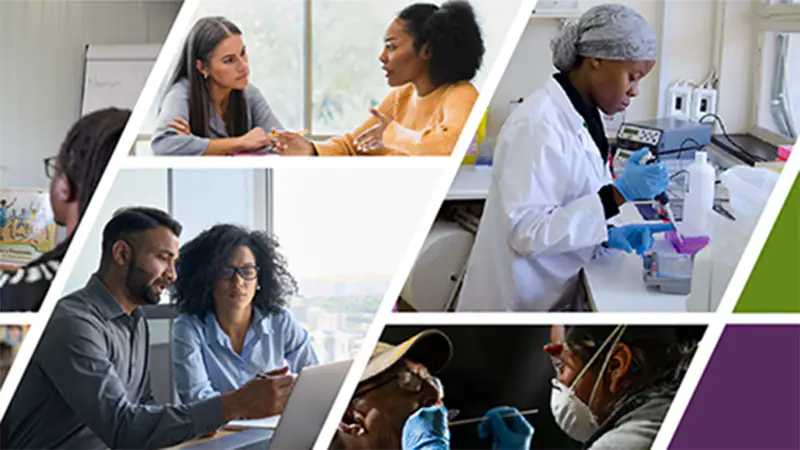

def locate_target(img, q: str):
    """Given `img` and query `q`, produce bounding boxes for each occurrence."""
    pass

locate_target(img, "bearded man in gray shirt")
[2,207,296,449]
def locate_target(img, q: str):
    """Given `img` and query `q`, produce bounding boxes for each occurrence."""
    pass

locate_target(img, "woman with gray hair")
[458,4,673,312]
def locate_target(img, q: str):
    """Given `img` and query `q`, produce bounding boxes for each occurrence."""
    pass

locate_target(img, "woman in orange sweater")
[274,1,484,157]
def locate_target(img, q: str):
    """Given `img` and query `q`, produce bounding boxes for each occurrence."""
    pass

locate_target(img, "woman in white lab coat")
[458,4,673,312]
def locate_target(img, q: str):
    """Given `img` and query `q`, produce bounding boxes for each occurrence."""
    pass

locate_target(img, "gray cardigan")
[587,394,672,450]
[150,78,282,155]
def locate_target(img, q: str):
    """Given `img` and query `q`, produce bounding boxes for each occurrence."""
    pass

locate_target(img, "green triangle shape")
[735,174,800,312]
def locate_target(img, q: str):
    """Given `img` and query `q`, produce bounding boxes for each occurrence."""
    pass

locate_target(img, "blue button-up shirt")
[171,307,319,405]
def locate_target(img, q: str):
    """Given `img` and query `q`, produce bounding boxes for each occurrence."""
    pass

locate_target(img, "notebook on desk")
[225,416,280,430]
[183,428,272,450]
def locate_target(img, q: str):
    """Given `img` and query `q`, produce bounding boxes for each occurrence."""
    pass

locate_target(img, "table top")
[446,165,492,200]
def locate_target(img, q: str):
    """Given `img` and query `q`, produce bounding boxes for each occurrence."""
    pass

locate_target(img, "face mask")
[550,325,628,442]
[550,378,599,442]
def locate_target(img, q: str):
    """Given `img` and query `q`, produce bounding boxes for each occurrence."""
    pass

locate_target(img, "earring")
[257,285,261,291]
[203,73,208,80]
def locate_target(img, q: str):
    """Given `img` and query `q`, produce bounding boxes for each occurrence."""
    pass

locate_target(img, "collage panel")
[0,0,797,449]
[132,0,527,157]
[0,165,443,449]
[396,0,797,314]
[328,324,706,449]
[0,0,181,310]
[668,324,800,450]
[0,326,27,390]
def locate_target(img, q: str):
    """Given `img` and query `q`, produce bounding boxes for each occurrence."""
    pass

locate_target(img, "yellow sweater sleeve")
[312,91,398,156]
[381,83,479,156]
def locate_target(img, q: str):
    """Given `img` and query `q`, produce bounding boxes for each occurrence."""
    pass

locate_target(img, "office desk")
[168,428,273,450]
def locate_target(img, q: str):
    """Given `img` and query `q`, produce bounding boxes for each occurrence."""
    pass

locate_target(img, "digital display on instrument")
[623,128,640,134]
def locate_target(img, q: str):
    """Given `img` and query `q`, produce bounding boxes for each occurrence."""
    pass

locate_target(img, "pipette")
[637,151,685,245]
[448,408,539,426]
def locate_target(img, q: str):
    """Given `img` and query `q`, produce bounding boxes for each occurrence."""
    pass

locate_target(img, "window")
[161,168,269,305]
[189,0,515,137]
[193,1,305,130]
[752,1,800,143]
[166,167,442,364]
[272,168,441,363]
[311,0,410,134]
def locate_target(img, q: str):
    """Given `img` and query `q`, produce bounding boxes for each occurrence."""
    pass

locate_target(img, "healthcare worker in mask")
[458,4,673,312]
[401,405,534,450]
[547,324,697,449]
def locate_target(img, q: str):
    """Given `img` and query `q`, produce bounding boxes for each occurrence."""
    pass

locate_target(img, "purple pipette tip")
[666,232,710,255]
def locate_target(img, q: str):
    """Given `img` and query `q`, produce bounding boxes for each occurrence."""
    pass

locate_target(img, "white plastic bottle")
[683,151,715,236]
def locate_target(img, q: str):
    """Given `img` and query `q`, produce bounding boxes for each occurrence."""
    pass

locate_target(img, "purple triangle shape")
[670,325,800,449]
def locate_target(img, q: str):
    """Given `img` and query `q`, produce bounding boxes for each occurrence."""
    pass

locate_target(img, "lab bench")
[407,139,773,312]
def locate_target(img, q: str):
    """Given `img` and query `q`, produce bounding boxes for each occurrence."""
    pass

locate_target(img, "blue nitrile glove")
[613,148,670,201]
[402,405,450,450]
[477,406,534,450]
[606,223,675,255]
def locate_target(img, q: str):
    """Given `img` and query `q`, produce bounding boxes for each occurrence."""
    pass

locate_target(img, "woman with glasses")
[150,17,283,156]
[170,224,319,409]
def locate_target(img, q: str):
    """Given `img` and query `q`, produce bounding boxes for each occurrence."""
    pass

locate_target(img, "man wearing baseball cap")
[332,329,534,449]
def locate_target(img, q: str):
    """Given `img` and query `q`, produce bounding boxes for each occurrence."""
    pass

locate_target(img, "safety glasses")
[543,336,642,374]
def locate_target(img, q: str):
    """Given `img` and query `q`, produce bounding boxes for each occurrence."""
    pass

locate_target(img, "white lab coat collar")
[544,77,599,159]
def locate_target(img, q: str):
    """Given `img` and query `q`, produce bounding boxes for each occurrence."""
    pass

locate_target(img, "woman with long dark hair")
[274,1,485,157]
[151,17,282,156]
[170,224,318,408]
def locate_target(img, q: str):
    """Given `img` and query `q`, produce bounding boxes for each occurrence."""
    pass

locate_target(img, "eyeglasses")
[220,264,259,281]
[44,157,58,179]
[353,367,441,401]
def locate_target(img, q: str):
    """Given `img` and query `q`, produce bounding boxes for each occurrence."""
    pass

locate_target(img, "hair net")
[550,4,658,72]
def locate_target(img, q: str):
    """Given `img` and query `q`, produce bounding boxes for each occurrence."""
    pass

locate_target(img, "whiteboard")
[81,44,162,134]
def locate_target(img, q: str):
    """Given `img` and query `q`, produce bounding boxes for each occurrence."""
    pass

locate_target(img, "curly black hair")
[398,1,485,86]
[171,224,298,317]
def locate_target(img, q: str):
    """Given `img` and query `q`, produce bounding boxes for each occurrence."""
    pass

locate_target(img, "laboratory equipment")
[682,151,716,236]
[778,145,792,162]
[666,232,710,255]
[401,221,474,311]
[615,117,712,160]
[639,150,683,243]
[643,252,694,295]
[721,166,780,233]
[448,409,539,427]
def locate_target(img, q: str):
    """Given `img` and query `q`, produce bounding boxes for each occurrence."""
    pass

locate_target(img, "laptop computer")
[268,359,353,450]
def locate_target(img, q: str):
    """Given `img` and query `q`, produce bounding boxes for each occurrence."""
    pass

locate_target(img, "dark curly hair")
[398,1,485,86]
[171,224,298,317]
